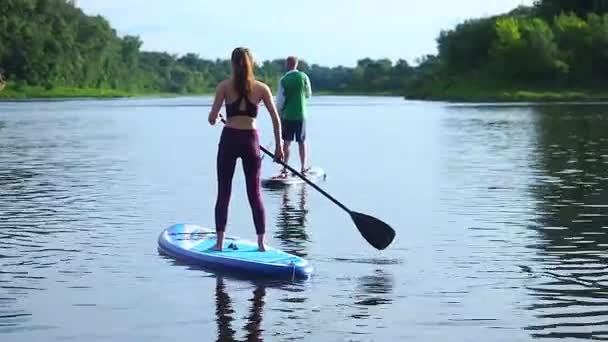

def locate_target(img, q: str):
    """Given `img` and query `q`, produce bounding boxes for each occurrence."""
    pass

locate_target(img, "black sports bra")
[225,95,259,118]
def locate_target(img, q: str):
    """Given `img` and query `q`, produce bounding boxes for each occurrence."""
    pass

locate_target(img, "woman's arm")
[261,83,284,161]
[208,81,225,125]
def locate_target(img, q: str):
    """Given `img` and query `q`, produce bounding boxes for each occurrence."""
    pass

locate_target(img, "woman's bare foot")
[211,231,225,252]
[257,234,266,252]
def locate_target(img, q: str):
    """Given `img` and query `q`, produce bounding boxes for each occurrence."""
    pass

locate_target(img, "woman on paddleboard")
[207,47,284,252]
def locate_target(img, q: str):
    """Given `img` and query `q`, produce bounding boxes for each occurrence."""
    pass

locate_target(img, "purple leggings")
[215,127,265,235]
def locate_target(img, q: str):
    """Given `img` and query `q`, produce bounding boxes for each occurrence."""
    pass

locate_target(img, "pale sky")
[77,0,533,67]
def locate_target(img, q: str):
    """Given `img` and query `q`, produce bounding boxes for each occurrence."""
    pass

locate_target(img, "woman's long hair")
[231,47,254,97]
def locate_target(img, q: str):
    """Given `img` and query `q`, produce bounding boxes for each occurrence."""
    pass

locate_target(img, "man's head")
[286,56,298,70]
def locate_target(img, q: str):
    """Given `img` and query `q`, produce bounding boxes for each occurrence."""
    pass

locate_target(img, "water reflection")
[526,105,608,340]
[269,186,310,257]
[340,269,394,336]
[215,276,266,342]
[353,269,394,308]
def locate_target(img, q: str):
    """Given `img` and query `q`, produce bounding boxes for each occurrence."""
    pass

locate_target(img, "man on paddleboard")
[275,56,312,177]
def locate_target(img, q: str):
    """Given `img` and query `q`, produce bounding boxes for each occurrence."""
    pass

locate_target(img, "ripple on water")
[331,257,403,265]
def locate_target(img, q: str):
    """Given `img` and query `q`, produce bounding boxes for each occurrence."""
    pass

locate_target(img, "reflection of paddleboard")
[261,167,326,188]
[158,223,313,279]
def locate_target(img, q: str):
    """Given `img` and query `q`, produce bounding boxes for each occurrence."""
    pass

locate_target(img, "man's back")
[276,56,312,175]
[278,70,311,121]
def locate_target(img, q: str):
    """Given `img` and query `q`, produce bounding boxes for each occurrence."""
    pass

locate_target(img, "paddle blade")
[350,211,396,250]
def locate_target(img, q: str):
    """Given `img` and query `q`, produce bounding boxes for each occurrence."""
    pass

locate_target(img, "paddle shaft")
[219,118,351,213]
[260,144,350,212]
[216,117,395,250]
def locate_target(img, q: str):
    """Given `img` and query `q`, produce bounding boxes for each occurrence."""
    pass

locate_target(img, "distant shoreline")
[0,85,186,100]
[404,82,608,103]
[405,92,608,103]
[0,85,401,101]
[5,84,608,103]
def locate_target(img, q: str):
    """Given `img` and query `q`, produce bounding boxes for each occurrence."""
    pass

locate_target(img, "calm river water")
[1,96,607,341]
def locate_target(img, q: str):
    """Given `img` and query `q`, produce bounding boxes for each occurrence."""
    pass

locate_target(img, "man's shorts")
[281,119,306,143]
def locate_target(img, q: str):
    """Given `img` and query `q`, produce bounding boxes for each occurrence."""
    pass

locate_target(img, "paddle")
[217,117,396,250]
[259,140,273,162]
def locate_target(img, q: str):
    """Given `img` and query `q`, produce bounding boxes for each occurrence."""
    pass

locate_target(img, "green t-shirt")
[277,70,311,121]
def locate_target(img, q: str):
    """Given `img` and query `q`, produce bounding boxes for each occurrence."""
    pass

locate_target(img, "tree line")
[406,0,608,98]
[0,0,412,96]
[1,0,606,99]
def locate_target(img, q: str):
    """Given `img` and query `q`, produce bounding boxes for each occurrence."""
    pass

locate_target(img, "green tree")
[535,0,608,18]
[437,17,497,74]
[586,13,608,79]
[0,0,413,97]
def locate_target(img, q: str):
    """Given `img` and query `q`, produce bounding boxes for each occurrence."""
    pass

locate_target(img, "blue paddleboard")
[158,223,313,279]
[262,167,326,188]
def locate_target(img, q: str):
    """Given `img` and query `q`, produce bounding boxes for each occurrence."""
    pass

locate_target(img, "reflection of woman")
[214,276,236,342]
[214,276,266,342]
[243,286,266,342]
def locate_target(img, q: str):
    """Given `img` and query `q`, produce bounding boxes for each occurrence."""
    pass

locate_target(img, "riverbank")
[3,84,607,103]
[315,90,399,97]
[0,85,401,101]
[404,81,608,103]
[0,84,192,100]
